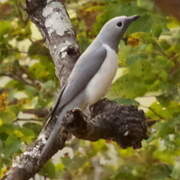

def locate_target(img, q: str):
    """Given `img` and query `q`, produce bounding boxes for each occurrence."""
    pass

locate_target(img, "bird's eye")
[117,22,122,27]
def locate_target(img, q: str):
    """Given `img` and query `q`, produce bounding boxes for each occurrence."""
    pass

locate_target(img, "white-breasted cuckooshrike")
[40,15,140,160]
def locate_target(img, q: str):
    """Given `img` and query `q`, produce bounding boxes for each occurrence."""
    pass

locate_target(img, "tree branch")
[22,108,49,118]
[0,72,41,89]
[3,0,149,179]
[64,99,148,149]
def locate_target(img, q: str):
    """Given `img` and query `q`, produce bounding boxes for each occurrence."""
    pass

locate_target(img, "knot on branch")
[63,99,148,149]
[67,45,80,57]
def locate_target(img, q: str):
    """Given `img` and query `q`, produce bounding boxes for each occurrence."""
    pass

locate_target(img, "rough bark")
[64,99,148,149]
[2,0,149,179]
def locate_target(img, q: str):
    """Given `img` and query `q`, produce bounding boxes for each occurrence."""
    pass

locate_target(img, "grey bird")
[40,15,140,161]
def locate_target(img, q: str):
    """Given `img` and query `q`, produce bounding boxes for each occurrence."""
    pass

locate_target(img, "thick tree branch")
[64,99,148,149]
[3,0,149,179]
[22,108,49,118]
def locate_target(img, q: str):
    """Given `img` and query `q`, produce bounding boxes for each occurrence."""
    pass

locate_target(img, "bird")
[39,15,140,161]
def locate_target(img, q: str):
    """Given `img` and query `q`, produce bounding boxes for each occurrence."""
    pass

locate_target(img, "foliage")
[0,0,180,179]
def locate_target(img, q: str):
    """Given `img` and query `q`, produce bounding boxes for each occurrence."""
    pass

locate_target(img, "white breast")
[86,44,118,105]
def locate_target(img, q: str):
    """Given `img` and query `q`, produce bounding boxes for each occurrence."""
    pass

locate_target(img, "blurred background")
[0,0,180,179]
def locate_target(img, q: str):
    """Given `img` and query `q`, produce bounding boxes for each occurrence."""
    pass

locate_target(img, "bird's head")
[98,15,140,50]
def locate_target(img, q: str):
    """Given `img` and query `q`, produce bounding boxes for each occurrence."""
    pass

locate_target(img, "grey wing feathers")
[45,46,107,125]
[59,46,107,108]
[44,86,66,128]
[49,86,66,117]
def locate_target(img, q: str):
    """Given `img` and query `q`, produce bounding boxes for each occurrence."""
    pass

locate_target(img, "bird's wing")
[56,46,107,110]
[45,46,107,127]
[44,85,66,128]
[48,86,66,116]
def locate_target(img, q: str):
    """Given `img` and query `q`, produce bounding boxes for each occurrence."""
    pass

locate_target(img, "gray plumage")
[40,15,140,161]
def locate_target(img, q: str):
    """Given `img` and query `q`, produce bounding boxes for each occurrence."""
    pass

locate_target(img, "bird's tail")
[43,86,66,129]
[39,108,67,163]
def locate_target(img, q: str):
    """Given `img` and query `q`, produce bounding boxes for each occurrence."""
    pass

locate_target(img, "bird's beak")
[126,15,140,24]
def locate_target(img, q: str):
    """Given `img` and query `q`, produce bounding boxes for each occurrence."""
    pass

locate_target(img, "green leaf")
[0,21,12,37]
[39,161,56,178]
[19,127,35,143]
[28,42,50,58]
[3,135,21,156]
[171,160,180,180]
[0,109,17,122]
[23,123,41,135]
[28,60,55,81]
[114,97,139,106]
